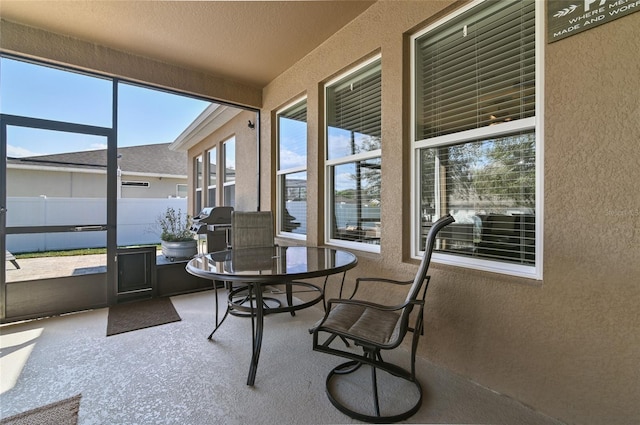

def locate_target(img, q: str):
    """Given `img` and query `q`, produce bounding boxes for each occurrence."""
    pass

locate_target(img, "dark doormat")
[0,394,81,425]
[107,297,181,336]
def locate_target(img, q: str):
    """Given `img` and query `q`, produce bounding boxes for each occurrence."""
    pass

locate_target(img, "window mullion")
[326,149,381,167]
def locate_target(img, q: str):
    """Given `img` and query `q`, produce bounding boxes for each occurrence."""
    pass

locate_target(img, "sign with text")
[548,0,640,43]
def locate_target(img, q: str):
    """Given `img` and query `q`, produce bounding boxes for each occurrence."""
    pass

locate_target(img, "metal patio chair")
[311,214,455,423]
[227,211,284,313]
[208,211,286,338]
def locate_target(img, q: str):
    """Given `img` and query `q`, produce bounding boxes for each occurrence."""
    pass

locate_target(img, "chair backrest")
[384,214,454,349]
[231,211,275,249]
[405,214,455,304]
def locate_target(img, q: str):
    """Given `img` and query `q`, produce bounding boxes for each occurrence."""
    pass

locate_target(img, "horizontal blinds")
[327,61,382,141]
[280,100,307,122]
[419,131,535,265]
[415,0,535,140]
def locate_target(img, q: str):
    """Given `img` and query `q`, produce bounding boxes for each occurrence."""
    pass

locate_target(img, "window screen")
[414,0,538,272]
[277,99,307,236]
[419,131,535,265]
[326,58,382,249]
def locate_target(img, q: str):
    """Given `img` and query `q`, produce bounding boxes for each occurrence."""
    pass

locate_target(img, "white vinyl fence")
[5,197,188,253]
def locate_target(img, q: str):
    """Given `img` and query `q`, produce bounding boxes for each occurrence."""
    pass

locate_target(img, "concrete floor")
[0,290,565,424]
[5,251,179,283]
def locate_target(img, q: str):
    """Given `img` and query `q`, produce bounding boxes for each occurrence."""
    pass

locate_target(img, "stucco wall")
[260,2,640,425]
[187,110,259,214]
[1,2,638,424]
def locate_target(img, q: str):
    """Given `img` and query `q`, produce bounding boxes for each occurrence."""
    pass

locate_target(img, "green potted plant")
[156,207,197,261]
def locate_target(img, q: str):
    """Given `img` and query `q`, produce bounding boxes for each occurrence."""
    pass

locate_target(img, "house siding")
[7,168,185,199]
[7,168,105,197]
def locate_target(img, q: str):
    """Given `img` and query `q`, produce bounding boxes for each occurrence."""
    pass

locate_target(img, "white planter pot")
[161,240,198,261]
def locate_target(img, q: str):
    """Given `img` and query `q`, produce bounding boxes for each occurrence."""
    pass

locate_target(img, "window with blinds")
[277,98,307,236]
[326,57,381,250]
[327,60,381,160]
[412,0,539,275]
[415,0,535,139]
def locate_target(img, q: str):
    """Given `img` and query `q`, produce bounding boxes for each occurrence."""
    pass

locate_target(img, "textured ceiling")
[0,1,375,88]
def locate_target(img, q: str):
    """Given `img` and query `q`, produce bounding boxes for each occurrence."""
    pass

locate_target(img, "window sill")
[425,252,541,280]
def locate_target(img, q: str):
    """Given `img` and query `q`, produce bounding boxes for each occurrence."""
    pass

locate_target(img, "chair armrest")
[310,297,424,335]
[348,277,416,299]
[326,297,423,314]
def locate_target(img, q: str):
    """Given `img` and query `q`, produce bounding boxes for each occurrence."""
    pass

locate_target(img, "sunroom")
[1,1,638,424]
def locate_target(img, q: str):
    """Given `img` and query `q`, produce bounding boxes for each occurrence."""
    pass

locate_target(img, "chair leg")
[322,347,423,423]
[332,360,362,375]
[370,361,380,417]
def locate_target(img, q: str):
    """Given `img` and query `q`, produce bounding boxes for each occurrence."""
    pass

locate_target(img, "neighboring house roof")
[7,143,187,177]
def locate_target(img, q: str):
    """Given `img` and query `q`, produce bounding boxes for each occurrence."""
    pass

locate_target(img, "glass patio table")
[186,245,358,386]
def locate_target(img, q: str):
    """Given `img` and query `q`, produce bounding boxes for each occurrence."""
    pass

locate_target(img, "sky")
[0,57,211,157]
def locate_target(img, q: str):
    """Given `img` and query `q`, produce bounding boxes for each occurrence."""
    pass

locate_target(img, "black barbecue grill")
[191,206,233,253]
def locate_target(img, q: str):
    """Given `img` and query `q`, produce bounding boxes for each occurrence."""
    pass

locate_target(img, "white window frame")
[410,0,544,279]
[324,55,382,254]
[176,183,187,198]
[276,96,307,240]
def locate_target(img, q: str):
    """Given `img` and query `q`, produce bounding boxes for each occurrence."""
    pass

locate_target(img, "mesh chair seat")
[317,303,401,347]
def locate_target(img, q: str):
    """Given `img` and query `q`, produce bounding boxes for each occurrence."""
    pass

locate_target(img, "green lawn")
[14,245,160,259]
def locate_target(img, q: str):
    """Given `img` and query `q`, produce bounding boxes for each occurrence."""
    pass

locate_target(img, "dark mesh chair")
[230,211,275,249]
[208,211,278,338]
[226,211,284,315]
[311,214,455,423]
